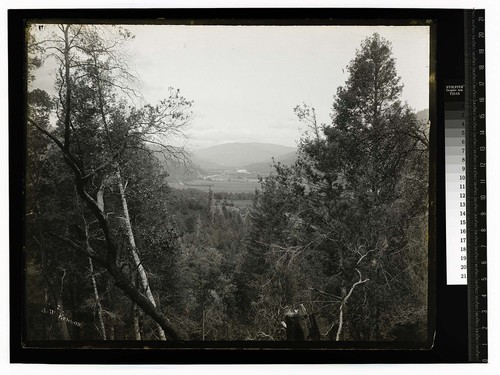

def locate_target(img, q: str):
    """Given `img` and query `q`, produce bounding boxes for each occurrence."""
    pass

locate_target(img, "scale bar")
[445,84,467,285]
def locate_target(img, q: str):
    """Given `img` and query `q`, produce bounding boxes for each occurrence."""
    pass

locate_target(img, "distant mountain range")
[171,108,429,176]
[192,142,297,169]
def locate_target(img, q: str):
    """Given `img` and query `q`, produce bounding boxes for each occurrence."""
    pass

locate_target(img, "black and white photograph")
[23,20,431,347]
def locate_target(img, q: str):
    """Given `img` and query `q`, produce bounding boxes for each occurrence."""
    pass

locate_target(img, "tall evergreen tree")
[244,33,429,341]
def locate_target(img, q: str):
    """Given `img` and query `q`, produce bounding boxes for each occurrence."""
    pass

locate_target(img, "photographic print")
[23,20,432,347]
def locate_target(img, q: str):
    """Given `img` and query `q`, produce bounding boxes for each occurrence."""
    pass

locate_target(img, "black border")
[9,7,467,363]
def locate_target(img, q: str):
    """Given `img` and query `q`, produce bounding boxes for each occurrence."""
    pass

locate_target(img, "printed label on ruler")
[445,84,467,285]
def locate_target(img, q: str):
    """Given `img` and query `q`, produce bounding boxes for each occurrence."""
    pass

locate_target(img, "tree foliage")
[26,24,192,340]
[238,33,429,341]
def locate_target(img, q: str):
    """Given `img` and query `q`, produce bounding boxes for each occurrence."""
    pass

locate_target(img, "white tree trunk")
[56,297,71,340]
[133,303,142,340]
[130,274,142,340]
[81,212,107,340]
[88,257,107,340]
[116,168,167,340]
[335,269,369,341]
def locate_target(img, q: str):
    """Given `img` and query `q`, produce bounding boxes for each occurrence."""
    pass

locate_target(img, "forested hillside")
[25,25,429,342]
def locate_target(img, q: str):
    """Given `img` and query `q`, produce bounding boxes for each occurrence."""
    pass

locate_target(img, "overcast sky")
[32,25,430,149]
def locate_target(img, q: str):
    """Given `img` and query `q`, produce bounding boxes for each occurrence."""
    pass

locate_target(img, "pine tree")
[248,33,429,341]
[300,33,429,340]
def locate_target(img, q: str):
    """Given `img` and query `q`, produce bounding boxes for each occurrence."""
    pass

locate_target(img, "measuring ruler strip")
[465,9,487,363]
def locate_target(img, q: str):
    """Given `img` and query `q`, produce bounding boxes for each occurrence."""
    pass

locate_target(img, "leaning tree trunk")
[116,168,167,341]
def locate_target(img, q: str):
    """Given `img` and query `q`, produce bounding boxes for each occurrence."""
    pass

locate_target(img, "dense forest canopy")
[25,25,429,342]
